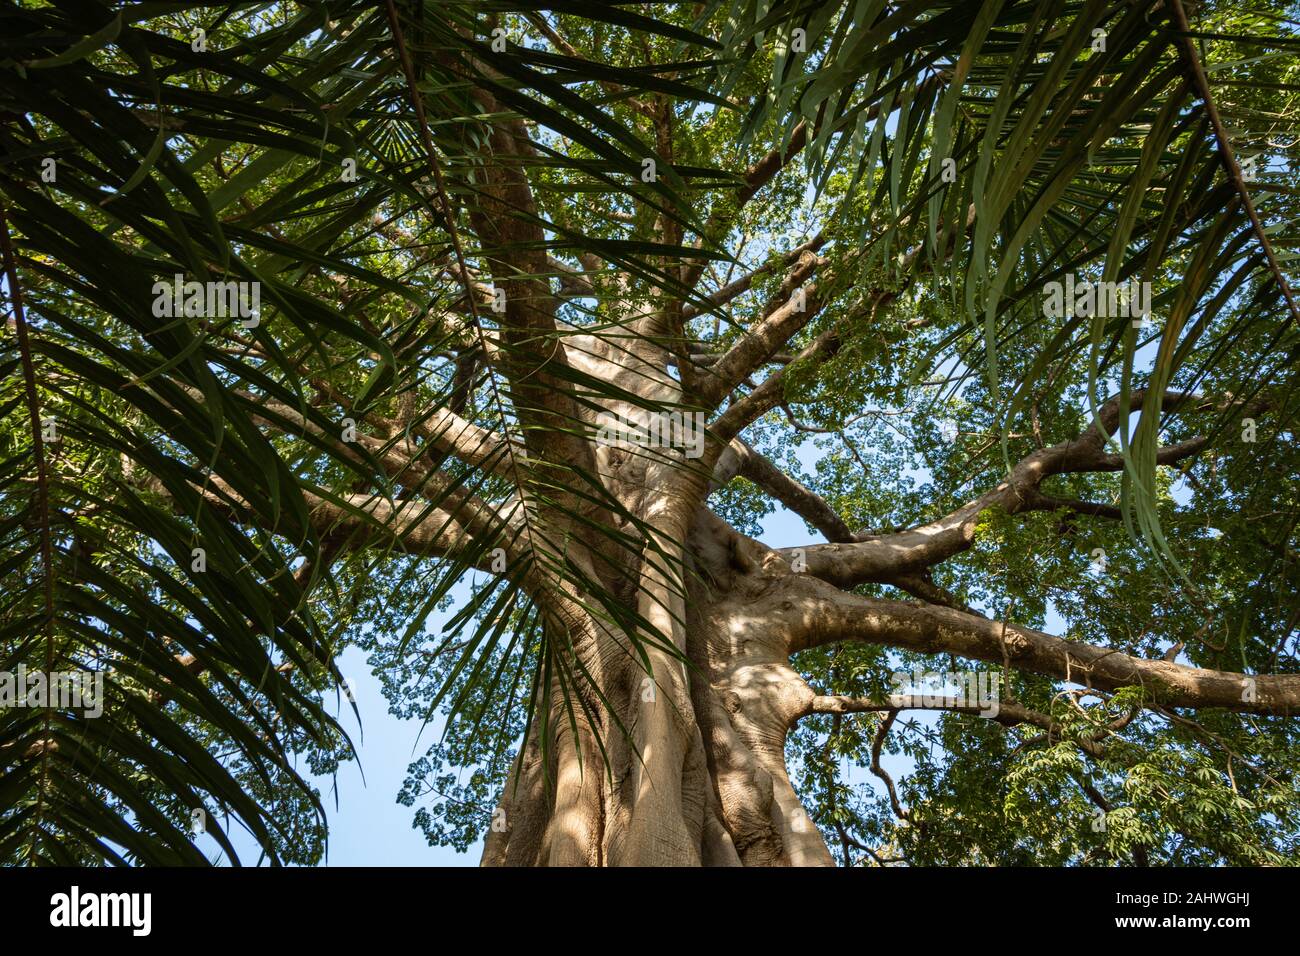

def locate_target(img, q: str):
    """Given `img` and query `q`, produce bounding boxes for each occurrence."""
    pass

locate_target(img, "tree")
[1,0,1298,866]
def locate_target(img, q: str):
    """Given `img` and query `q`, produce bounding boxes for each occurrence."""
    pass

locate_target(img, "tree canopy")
[2,0,1299,866]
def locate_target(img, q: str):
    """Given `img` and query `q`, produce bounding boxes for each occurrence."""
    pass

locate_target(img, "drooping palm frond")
[0,0,740,863]
[0,0,402,865]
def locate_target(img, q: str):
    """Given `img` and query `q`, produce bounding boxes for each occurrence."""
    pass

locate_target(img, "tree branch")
[708,324,844,443]
[703,210,973,443]
[781,389,1243,588]
[695,250,830,406]
[682,233,826,322]
[799,694,1103,755]
[679,74,946,296]
[781,587,1300,716]
[714,439,857,542]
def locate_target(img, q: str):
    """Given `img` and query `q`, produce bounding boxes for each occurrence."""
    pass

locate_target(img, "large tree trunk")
[479,512,835,867]
[471,308,834,866]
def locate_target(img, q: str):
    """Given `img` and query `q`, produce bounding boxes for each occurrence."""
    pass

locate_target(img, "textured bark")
[478,498,841,867]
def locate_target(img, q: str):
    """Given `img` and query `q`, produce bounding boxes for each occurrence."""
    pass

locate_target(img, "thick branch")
[300,490,507,566]
[784,589,1299,716]
[717,439,856,542]
[695,251,829,406]
[782,389,1233,588]
[709,324,844,444]
[703,213,970,443]
[682,234,826,323]
[167,383,509,544]
[396,11,602,487]
[547,255,597,298]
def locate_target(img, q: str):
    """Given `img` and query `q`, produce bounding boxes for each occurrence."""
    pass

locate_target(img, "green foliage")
[2,0,1297,866]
